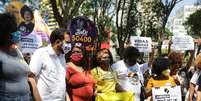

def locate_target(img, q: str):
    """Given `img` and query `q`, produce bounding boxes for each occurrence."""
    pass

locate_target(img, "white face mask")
[62,43,72,54]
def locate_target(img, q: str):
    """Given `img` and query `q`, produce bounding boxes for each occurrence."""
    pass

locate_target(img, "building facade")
[167,5,201,35]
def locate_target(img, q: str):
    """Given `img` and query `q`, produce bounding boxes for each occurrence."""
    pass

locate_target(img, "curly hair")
[152,57,171,76]
[123,46,140,63]
[168,52,183,65]
[194,53,201,69]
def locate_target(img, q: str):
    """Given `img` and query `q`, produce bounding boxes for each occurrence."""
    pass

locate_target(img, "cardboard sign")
[152,86,182,101]
[172,35,194,51]
[69,16,97,47]
[130,36,152,53]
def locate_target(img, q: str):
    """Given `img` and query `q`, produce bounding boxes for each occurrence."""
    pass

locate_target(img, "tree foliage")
[116,0,139,57]
[141,0,182,55]
[138,0,162,40]
[50,0,85,28]
[184,9,201,36]
[80,0,115,45]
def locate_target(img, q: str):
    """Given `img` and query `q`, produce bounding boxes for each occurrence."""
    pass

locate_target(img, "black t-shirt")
[18,22,34,35]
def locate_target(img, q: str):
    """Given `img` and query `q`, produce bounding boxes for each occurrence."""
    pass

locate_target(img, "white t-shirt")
[111,60,148,101]
[29,45,66,101]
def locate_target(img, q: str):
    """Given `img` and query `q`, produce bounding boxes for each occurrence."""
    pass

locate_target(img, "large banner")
[152,86,182,101]
[130,36,152,53]
[20,10,50,54]
[171,35,194,51]
[69,16,97,47]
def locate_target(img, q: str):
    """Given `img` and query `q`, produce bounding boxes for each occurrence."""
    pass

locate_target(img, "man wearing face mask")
[29,29,67,101]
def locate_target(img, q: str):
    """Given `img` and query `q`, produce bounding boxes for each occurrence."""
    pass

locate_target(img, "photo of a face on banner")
[69,16,97,47]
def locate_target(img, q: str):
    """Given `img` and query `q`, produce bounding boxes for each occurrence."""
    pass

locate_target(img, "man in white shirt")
[29,29,67,101]
[112,46,149,101]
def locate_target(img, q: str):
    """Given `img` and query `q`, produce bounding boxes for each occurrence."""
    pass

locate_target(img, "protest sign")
[152,86,182,101]
[171,35,194,51]
[130,36,152,53]
[20,10,50,54]
[69,16,97,47]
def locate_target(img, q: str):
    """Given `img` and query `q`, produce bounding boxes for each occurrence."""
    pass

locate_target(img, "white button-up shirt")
[29,45,66,101]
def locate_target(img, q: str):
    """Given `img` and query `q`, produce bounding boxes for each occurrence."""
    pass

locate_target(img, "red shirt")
[66,65,95,101]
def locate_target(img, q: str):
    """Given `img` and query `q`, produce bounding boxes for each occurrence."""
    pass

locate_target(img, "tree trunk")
[157,30,163,56]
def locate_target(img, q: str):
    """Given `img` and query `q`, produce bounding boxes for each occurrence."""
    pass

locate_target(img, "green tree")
[116,0,139,58]
[151,0,183,55]
[184,9,201,36]
[138,0,182,55]
[49,0,85,28]
[80,0,115,48]
[138,0,162,40]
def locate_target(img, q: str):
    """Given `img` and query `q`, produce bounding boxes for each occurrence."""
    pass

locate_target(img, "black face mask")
[99,58,111,65]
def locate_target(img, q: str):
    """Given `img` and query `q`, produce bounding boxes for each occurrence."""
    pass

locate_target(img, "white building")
[167,5,201,35]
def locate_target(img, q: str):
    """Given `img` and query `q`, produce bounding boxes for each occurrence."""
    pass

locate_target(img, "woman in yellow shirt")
[91,48,133,101]
[146,57,176,98]
[91,48,117,93]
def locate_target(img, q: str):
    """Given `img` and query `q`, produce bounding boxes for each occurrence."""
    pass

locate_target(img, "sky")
[170,0,197,17]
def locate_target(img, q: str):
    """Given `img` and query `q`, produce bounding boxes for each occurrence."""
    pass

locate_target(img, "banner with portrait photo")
[69,16,97,48]
[152,86,182,101]
[20,10,50,54]
[130,36,152,53]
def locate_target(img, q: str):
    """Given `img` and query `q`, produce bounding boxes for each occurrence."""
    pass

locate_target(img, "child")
[146,57,176,98]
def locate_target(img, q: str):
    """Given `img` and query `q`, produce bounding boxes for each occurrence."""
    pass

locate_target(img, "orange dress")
[66,65,95,101]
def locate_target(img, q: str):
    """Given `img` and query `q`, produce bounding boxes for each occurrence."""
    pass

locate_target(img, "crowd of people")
[1,5,201,101]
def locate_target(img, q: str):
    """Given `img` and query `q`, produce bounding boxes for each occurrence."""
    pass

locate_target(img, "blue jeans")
[0,93,32,101]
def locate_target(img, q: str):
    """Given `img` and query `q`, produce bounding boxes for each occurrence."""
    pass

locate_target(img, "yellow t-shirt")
[91,67,117,93]
[146,76,176,90]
